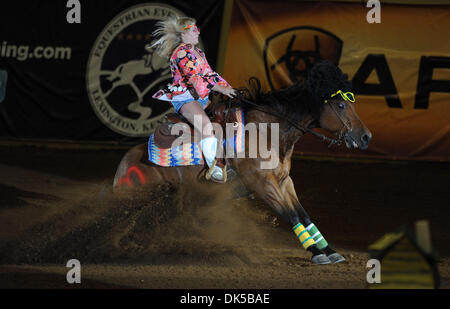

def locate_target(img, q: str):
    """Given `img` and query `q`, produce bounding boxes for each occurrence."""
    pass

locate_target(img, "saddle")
[153,103,238,149]
[152,102,240,183]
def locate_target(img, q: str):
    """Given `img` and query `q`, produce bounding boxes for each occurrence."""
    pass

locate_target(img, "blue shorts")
[172,97,209,113]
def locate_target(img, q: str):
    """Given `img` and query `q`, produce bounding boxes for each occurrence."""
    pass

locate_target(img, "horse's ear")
[248,77,262,95]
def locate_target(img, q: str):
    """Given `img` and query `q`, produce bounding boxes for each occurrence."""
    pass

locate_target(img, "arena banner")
[223,0,450,161]
[0,0,225,143]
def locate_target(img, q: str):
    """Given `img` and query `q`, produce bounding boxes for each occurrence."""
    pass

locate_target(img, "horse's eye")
[338,102,346,109]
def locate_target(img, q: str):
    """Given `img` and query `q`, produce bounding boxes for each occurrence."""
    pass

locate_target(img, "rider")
[151,15,236,182]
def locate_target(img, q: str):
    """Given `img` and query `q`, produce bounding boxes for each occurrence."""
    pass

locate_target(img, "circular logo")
[87,3,185,137]
[263,26,343,90]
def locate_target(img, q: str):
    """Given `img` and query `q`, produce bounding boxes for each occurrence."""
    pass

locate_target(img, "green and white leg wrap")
[306,223,328,250]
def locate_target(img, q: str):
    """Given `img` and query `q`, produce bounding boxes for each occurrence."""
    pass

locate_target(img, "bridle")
[327,99,354,147]
[227,93,354,148]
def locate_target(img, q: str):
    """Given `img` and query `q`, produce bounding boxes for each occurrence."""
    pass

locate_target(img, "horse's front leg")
[283,176,346,264]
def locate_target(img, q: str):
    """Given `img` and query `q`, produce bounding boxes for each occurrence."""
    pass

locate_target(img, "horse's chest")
[274,161,290,182]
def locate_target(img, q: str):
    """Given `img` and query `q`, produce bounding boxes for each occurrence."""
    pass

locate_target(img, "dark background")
[0,0,224,142]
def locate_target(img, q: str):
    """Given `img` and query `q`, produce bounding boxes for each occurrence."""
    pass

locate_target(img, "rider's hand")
[212,84,237,98]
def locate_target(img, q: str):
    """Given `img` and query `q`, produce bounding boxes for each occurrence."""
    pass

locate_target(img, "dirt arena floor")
[0,144,449,289]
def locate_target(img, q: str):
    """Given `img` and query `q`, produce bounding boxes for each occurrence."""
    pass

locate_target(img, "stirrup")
[205,159,227,184]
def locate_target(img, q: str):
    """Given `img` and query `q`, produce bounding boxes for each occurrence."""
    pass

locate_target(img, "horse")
[112,61,372,264]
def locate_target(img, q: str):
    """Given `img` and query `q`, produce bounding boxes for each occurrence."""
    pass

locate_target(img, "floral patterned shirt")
[153,43,230,101]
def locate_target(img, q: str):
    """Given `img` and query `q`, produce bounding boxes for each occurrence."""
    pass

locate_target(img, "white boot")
[199,137,225,182]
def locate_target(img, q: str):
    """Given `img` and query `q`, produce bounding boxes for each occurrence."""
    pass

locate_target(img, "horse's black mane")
[228,60,352,123]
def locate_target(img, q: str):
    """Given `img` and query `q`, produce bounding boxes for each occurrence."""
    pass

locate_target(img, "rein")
[228,94,348,148]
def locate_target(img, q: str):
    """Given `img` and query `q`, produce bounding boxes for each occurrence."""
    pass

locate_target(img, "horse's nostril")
[361,133,371,144]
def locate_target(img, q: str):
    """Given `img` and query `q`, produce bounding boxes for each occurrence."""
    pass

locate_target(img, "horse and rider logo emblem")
[87,3,185,137]
[263,26,343,90]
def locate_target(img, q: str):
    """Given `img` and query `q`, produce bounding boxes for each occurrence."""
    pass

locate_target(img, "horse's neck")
[246,109,316,162]
[279,116,315,161]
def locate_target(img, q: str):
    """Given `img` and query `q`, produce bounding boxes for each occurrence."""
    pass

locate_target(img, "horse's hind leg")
[284,176,346,264]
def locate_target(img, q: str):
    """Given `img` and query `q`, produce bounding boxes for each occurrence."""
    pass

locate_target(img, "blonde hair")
[150,15,196,59]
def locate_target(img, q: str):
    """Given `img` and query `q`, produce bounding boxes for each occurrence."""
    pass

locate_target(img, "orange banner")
[223,0,450,161]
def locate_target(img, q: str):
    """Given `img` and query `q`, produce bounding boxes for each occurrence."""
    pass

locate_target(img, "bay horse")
[113,61,372,264]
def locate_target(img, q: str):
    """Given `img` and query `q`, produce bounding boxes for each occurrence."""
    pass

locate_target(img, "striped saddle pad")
[148,108,245,167]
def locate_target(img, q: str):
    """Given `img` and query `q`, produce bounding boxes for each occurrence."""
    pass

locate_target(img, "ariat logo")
[86,4,185,137]
[263,26,343,90]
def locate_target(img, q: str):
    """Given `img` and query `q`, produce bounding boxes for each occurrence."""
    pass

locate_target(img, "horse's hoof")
[328,253,346,264]
[311,254,331,265]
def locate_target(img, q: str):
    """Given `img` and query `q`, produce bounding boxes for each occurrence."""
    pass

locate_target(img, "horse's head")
[319,90,372,149]
[307,61,372,150]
